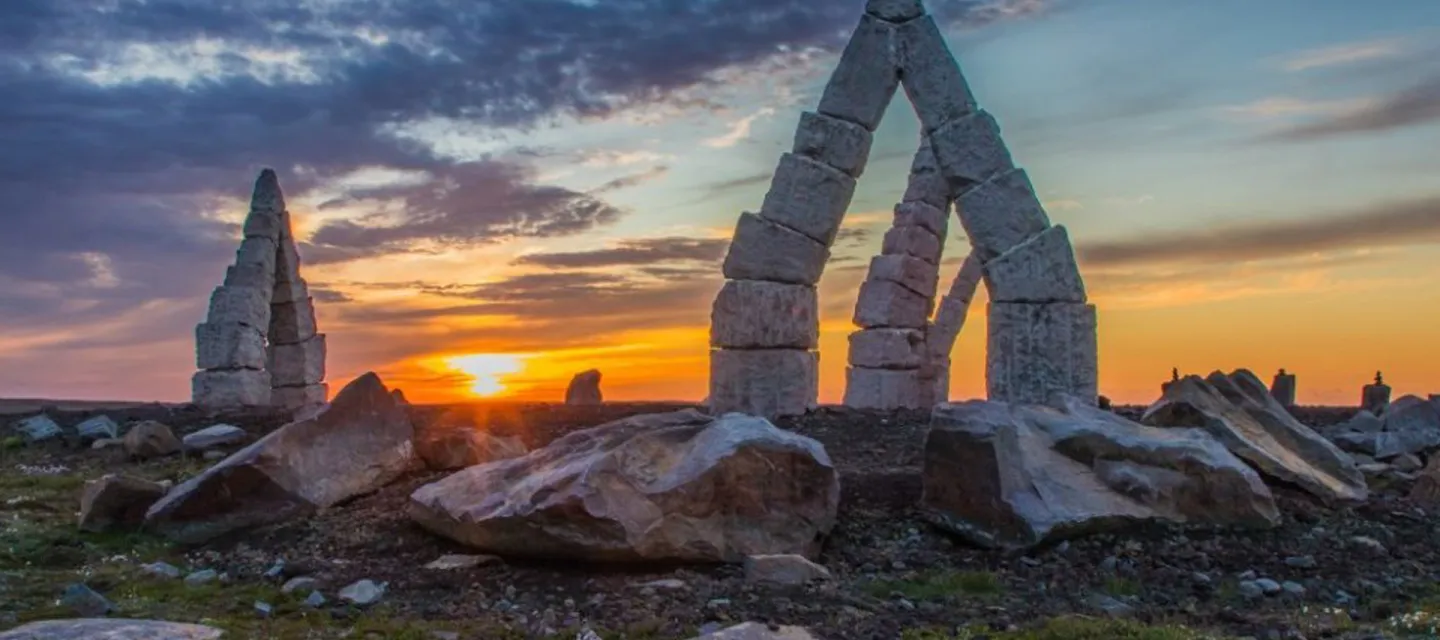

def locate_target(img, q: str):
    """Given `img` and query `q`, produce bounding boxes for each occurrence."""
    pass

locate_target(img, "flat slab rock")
[409,410,840,563]
[923,395,1279,550]
[1329,395,1440,459]
[0,618,223,639]
[688,622,820,640]
[1143,370,1367,505]
[146,372,417,543]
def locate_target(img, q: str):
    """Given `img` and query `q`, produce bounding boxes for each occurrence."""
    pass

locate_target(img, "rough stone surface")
[194,322,266,370]
[272,279,309,305]
[123,421,182,459]
[1362,382,1391,415]
[75,415,119,441]
[709,349,818,419]
[743,554,833,587]
[267,335,327,387]
[892,201,947,239]
[865,254,939,299]
[816,14,899,131]
[929,110,1014,193]
[981,224,1086,303]
[272,384,329,411]
[1409,455,1440,503]
[792,111,874,177]
[985,302,1097,405]
[243,207,282,240]
[223,262,274,290]
[146,373,417,543]
[1271,371,1297,407]
[235,236,278,276]
[269,298,318,345]
[565,370,604,406]
[0,619,222,640]
[844,367,928,410]
[722,213,829,286]
[923,396,1279,550]
[853,279,931,329]
[181,424,248,451]
[192,369,273,407]
[865,0,924,22]
[757,153,857,247]
[205,285,271,330]
[1330,395,1440,459]
[954,168,1053,260]
[710,280,818,350]
[902,139,948,211]
[274,230,302,284]
[896,14,977,131]
[688,623,819,640]
[1143,371,1367,505]
[881,224,943,265]
[79,474,168,532]
[409,411,840,563]
[927,253,983,364]
[847,328,925,369]
[415,423,528,471]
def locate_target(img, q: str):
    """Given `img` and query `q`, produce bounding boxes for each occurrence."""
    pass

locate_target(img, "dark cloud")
[1076,195,1440,267]
[514,238,728,269]
[589,166,672,195]
[310,288,355,304]
[1260,74,1440,143]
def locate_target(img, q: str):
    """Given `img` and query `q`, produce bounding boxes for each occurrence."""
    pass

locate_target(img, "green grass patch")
[865,569,1003,601]
[904,616,1228,640]
[1103,576,1142,597]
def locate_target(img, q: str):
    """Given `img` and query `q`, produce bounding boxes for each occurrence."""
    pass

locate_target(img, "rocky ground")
[2,402,1438,639]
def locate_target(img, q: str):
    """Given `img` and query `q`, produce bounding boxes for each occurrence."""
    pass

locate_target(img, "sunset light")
[446,353,526,398]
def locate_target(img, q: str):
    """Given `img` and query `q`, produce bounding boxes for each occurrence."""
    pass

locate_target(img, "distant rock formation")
[565,370,603,406]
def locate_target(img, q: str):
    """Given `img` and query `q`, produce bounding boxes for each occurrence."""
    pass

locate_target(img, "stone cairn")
[709,0,1097,418]
[1270,368,1297,407]
[1362,371,1391,415]
[192,169,327,411]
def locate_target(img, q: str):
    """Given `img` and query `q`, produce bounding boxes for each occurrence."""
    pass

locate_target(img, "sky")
[1,0,1438,407]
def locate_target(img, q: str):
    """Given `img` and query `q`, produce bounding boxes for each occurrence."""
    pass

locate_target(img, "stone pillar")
[1270,369,1297,408]
[267,212,327,411]
[844,141,947,410]
[1362,372,1391,415]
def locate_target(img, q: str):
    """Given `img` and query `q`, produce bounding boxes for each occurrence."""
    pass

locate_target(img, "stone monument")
[1270,368,1297,407]
[565,370,603,406]
[192,169,328,411]
[708,0,1097,418]
[1362,371,1391,415]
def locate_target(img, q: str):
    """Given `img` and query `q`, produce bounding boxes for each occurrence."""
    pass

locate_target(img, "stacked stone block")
[923,253,984,404]
[192,169,327,412]
[843,142,949,410]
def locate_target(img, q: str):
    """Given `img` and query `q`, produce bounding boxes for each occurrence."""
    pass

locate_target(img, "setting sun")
[446,354,526,397]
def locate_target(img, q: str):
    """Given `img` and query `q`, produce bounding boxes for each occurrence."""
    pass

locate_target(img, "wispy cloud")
[703,107,776,148]
[513,237,728,269]
[1280,37,1407,72]
[1258,74,1440,142]
[589,165,671,195]
[1223,96,1375,119]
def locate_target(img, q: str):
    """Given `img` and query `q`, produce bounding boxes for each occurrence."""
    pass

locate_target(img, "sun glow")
[446,353,526,397]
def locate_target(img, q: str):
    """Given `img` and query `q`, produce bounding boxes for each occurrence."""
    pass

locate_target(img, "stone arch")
[708,0,1096,418]
[192,170,329,412]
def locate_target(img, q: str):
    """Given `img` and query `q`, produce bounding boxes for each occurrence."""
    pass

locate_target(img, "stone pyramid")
[192,170,328,411]
[708,0,1097,419]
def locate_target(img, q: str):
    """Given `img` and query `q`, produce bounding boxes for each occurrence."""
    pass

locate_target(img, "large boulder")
[79,475,168,532]
[409,410,839,563]
[123,421,182,459]
[1143,370,1367,504]
[923,396,1278,550]
[144,372,417,543]
[414,412,527,471]
[0,619,222,639]
[1329,395,1440,459]
[565,369,603,405]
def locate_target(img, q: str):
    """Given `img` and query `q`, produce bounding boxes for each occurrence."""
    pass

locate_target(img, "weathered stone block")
[272,384,329,411]
[866,254,939,299]
[882,224,943,265]
[758,153,857,247]
[270,298,318,345]
[986,302,1098,406]
[1270,372,1297,407]
[722,213,829,286]
[844,367,928,410]
[276,233,302,283]
[927,296,975,364]
[955,168,1053,260]
[893,201,947,239]
[848,328,926,369]
[273,279,310,305]
[929,110,1014,193]
[866,0,924,22]
[224,263,274,290]
[206,285,271,330]
[792,112,875,178]
[709,349,818,419]
[897,15,978,132]
[943,253,985,304]
[267,335,327,387]
[817,14,900,131]
[982,225,1086,303]
[711,280,818,349]
[903,140,949,211]
[195,323,266,370]
[854,279,932,329]
[243,210,282,240]
[192,369,272,407]
[236,237,277,272]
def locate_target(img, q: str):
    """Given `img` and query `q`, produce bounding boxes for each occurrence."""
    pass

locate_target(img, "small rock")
[60,583,113,617]
[263,560,286,580]
[202,450,226,461]
[1238,570,1257,581]
[1285,555,1317,569]
[185,569,218,586]
[1087,594,1134,617]
[254,601,273,617]
[123,421,181,459]
[304,591,327,608]
[181,424,248,451]
[1351,536,1387,555]
[1100,556,1119,574]
[281,577,318,595]
[140,562,182,579]
[91,438,123,450]
[75,416,119,442]
[338,579,385,606]
[1392,453,1423,472]
[13,414,62,442]
[423,554,500,571]
[1192,572,1213,586]
[1282,581,1306,597]
[634,579,687,591]
[742,554,832,587]
[1256,578,1282,595]
[78,474,167,533]
[1239,581,1264,599]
